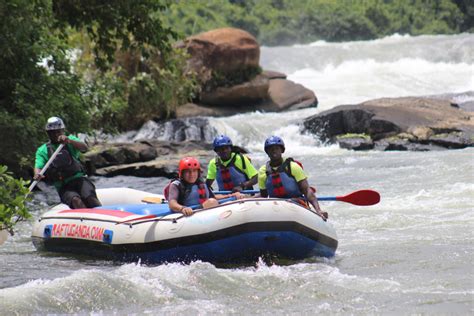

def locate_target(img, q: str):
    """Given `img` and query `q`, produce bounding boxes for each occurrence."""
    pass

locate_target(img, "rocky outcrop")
[83,140,252,178]
[200,73,269,107]
[303,96,474,151]
[266,79,317,111]
[84,140,214,178]
[181,27,260,83]
[177,28,317,117]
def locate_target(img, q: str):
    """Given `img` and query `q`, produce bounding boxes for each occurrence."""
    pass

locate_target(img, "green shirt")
[207,152,258,181]
[258,160,307,190]
[35,135,85,190]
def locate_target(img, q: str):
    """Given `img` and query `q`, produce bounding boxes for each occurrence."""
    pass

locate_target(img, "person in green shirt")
[33,117,101,209]
[258,135,327,220]
[206,135,258,192]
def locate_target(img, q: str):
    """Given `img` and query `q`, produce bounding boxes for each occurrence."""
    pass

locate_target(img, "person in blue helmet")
[206,135,258,192]
[33,117,101,209]
[258,136,328,220]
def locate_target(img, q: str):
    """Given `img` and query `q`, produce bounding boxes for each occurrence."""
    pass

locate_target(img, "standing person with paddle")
[258,136,328,220]
[206,135,258,192]
[33,117,101,209]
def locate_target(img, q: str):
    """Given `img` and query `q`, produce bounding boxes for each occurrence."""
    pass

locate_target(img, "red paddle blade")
[337,190,380,206]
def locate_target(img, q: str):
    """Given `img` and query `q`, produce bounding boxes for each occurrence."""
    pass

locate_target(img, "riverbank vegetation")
[0,0,197,177]
[0,166,31,236]
[0,0,471,178]
[164,0,472,45]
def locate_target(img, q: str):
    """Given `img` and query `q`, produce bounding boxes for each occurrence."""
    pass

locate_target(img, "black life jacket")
[44,143,84,183]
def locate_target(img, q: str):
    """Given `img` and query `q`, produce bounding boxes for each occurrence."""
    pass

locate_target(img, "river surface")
[1,33,473,315]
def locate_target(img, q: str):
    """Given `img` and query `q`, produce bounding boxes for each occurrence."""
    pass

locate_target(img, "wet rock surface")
[303,96,474,151]
[84,140,214,178]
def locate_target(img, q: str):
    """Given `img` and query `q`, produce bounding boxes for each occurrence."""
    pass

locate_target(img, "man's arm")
[298,179,327,220]
[58,135,88,152]
[205,159,217,189]
[206,179,214,190]
[257,165,268,197]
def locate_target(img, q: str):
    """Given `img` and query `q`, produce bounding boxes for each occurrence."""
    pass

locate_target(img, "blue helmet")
[264,135,285,153]
[213,135,233,150]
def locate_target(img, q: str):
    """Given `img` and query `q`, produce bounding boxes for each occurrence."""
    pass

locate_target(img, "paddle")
[141,196,166,204]
[213,189,259,195]
[317,189,380,206]
[117,190,380,225]
[28,143,65,192]
[213,189,380,206]
[117,196,237,224]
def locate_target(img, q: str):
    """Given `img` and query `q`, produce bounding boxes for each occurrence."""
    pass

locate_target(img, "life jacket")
[44,142,84,183]
[265,158,303,198]
[215,153,250,191]
[163,178,210,207]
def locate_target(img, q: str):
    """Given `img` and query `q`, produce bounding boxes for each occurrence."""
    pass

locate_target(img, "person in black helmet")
[33,116,101,209]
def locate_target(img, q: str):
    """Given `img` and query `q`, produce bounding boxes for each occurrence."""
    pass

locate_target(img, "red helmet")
[178,157,201,177]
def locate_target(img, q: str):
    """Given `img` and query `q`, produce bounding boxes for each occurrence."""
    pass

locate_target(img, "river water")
[1,34,473,315]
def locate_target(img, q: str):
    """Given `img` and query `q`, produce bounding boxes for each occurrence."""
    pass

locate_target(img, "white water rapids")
[1,33,473,314]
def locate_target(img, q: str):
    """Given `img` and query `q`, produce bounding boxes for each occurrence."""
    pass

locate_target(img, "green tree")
[0,0,192,176]
[0,165,31,235]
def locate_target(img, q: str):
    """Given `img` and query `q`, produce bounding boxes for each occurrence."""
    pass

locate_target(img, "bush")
[0,165,31,235]
[84,47,199,132]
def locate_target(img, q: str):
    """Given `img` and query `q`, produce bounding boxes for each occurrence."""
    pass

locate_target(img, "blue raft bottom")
[117,230,336,264]
[33,229,336,264]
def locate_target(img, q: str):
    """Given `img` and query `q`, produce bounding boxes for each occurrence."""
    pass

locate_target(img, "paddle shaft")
[213,189,380,206]
[214,189,258,194]
[28,143,65,192]
[117,196,237,224]
[117,190,380,224]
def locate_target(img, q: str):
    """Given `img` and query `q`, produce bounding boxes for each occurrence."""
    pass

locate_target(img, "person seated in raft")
[206,135,258,192]
[168,157,244,216]
[258,136,328,220]
[33,116,101,209]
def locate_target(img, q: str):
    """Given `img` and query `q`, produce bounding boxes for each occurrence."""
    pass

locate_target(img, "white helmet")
[45,116,65,131]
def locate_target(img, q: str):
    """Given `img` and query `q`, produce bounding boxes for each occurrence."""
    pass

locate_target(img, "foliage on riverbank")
[164,0,472,45]
[0,0,197,176]
[0,166,31,235]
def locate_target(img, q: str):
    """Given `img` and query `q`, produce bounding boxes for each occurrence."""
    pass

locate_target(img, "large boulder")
[266,79,318,111]
[200,73,269,107]
[303,96,474,151]
[175,28,318,116]
[180,27,260,83]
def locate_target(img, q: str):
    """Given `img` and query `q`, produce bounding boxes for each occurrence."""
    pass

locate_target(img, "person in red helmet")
[167,157,243,216]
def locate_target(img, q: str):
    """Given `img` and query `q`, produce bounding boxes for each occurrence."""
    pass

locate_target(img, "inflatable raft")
[32,188,338,264]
